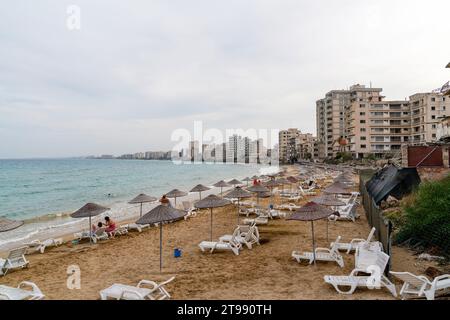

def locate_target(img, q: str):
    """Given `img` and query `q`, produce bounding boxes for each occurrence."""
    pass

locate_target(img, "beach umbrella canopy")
[228,179,242,186]
[251,175,259,180]
[165,189,188,206]
[310,195,344,242]
[213,180,231,198]
[312,195,346,207]
[247,184,270,206]
[324,182,352,195]
[128,194,157,217]
[0,217,24,233]
[70,203,110,244]
[287,202,335,264]
[136,205,186,272]
[190,184,211,200]
[225,187,252,224]
[194,194,231,241]
[195,194,231,240]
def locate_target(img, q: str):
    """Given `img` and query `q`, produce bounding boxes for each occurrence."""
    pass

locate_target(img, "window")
[432,124,436,129]
[432,134,436,138]
[431,115,436,120]
[361,136,367,141]
[360,112,365,116]
[360,128,366,132]
[360,104,365,108]
[431,106,435,111]
[431,98,436,102]
[360,120,366,124]
[361,144,367,149]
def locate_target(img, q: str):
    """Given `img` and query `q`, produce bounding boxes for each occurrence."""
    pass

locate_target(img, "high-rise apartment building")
[279,129,317,163]
[316,84,449,159]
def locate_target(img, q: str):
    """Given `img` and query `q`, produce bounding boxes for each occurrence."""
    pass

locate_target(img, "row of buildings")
[184,135,277,164]
[316,83,450,159]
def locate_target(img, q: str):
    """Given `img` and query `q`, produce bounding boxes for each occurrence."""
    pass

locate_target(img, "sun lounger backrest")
[374,251,390,273]
[95,228,107,237]
[366,227,376,243]
[8,247,28,262]
[330,236,341,254]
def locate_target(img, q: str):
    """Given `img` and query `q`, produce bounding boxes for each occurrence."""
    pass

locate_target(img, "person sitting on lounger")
[160,195,172,207]
[104,217,116,233]
[91,222,105,236]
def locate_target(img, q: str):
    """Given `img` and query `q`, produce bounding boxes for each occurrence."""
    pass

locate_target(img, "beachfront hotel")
[316,84,450,159]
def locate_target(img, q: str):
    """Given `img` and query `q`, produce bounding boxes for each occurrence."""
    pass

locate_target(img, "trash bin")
[174,248,181,258]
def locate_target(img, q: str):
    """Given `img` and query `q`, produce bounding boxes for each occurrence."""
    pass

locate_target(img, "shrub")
[396,176,450,256]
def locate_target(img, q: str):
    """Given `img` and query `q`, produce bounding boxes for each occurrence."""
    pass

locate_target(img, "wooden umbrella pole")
[140,203,143,217]
[160,223,162,272]
[311,221,316,265]
[210,208,213,241]
[89,215,92,245]
[237,199,240,225]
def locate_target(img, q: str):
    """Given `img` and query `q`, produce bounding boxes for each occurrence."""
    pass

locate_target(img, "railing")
[359,170,393,275]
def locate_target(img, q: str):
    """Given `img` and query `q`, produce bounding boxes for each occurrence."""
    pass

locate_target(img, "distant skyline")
[1,0,450,158]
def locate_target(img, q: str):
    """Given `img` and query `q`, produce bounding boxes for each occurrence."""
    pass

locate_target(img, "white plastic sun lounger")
[74,229,109,244]
[242,216,268,226]
[25,238,63,254]
[329,203,358,222]
[390,271,450,300]
[110,225,129,237]
[219,223,260,249]
[0,246,29,276]
[0,281,45,300]
[324,251,397,297]
[331,227,380,253]
[298,185,317,196]
[127,223,150,233]
[100,276,175,300]
[292,236,344,267]
[182,201,198,220]
[198,238,242,255]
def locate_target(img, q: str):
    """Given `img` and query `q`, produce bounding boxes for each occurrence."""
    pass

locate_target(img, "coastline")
[0,164,279,253]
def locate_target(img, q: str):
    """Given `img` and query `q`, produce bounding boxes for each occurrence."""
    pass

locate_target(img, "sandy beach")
[0,166,441,300]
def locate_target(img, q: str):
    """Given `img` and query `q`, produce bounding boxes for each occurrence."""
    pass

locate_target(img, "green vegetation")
[335,152,353,162]
[396,175,450,256]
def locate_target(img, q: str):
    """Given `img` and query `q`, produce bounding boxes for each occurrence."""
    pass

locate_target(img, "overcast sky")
[1,0,449,158]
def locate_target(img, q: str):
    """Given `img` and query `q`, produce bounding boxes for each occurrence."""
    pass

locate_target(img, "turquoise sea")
[0,159,275,248]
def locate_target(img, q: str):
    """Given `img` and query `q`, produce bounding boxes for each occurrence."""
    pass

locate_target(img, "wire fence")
[359,169,393,274]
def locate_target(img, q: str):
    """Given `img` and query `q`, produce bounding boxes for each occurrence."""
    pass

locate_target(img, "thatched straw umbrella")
[70,203,110,244]
[0,217,23,233]
[323,182,352,195]
[311,195,345,242]
[165,189,188,207]
[194,195,231,241]
[225,187,252,224]
[128,194,157,217]
[247,184,270,206]
[287,202,335,264]
[228,179,242,187]
[136,205,186,272]
[190,184,211,200]
[213,180,230,198]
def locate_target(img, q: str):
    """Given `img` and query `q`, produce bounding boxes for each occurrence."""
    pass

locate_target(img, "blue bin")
[174,248,181,258]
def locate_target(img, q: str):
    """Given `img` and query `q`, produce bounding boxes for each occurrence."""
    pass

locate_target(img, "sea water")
[0,159,277,250]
